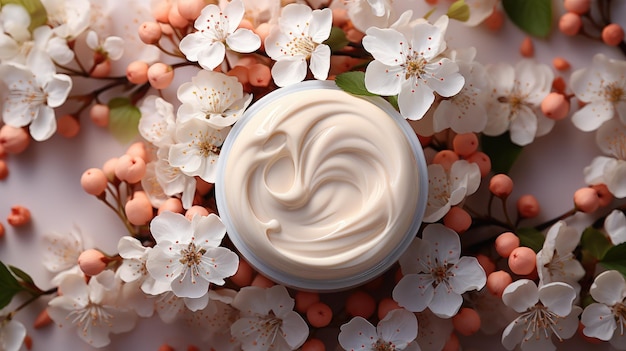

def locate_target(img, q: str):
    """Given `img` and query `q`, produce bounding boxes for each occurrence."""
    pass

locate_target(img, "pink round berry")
[295,291,320,314]
[564,0,590,14]
[574,187,600,213]
[486,270,512,297]
[452,133,479,157]
[489,174,514,198]
[495,232,520,258]
[377,297,400,320]
[81,168,108,196]
[185,205,210,220]
[302,338,326,351]
[138,22,162,44]
[230,259,254,287]
[251,274,275,288]
[102,157,119,182]
[559,13,582,36]
[78,249,107,276]
[148,63,174,90]
[475,254,495,276]
[443,206,471,234]
[466,151,491,177]
[57,114,80,138]
[177,0,205,21]
[0,160,8,180]
[158,198,184,215]
[89,104,110,128]
[90,60,111,78]
[126,142,149,163]
[115,154,147,184]
[508,246,536,275]
[517,194,540,218]
[591,183,613,207]
[238,19,254,31]
[602,23,625,46]
[227,66,250,86]
[248,63,271,87]
[0,125,30,154]
[126,61,150,84]
[541,92,570,120]
[306,302,333,328]
[152,1,171,23]
[125,191,154,226]
[7,205,30,227]
[452,307,481,336]
[432,150,459,171]
[254,23,271,50]
[167,2,189,29]
[345,291,376,319]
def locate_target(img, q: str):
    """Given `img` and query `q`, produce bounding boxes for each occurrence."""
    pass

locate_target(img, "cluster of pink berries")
[559,0,625,47]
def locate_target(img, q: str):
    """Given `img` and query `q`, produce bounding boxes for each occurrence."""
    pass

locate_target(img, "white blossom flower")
[339,309,420,351]
[176,70,252,128]
[153,147,197,209]
[231,285,309,351]
[570,53,626,132]
[414,309,452,351]
[154,291,186,324]
[85,30,124,61]
[423,160,481,223]
[139,95,176,147]
[265,4,332,87]
[0,318,26,351]
[584,118,626,198]
[41,0,91,40]
[0,4,30,60]
[0,53,72,141]
[117,236,170,296]
[146,211,239,299]
[362,15,464,120]
[433,47,489,134]
[484,60,555,146]
[605,209,626,245]
[393,224,486,318]
[346,0,395,33]
[501,279,582,351]
[581,270,626,349]
[240,0,280,27]
[141,160,171,209]
[536,221,585,292]
[41,225,83,274]
[179,0,261,71]
[168,118,230,183]
[186,289,241,350]
[119,280,156,318]
[47,271,137,348]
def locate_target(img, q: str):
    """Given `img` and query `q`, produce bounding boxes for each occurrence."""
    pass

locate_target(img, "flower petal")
[605,210,626,245]
[364,60,403,96]
[338,317,377,351]
[271,58,307,87]
[29,105,57,141]
[509,104,538,146]
[428,282,463,318]
[392,274,433,312]
[398,80,435,120]
[448,256,486,293]
[590,270,626,305]
[309,8,332,43]
[538,282,575,317]
[571,101,614,132]
[226,28,261,53]
[280,311,309,349]
[422,223,461,265]
[150,211,192,243]
[197,42,227,71]
[501,318,525,350]
[502,279,538,313]
[309,44,330,81]
[581,303,616,341]
[362,27,406,66]
[377,309,418,347]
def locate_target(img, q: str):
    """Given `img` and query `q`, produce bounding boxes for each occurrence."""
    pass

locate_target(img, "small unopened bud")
[489,174,514,198]
[559,13,582,36]
[573,187,600,213]
[115,154,147,184]
[0,125,30,154]
[517,194,540,218]
[89,104,110,128]
[147,63,174,90]
[602,23,625,47]
[57,114,80,138]
[138,22,162,45]
[7,205,31,227]
[126,61,150,84]
[541,92,570,120]
[78,249,107,276]
[177,0,206,20]
[81,168,108,196]
[125,191,154,225]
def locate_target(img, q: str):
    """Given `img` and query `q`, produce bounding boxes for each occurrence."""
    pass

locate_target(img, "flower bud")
[227,65,250,86]
[0,160,8,180]
[139,22,162,44]
[517,194,540,218]
[443,206,471,234]
[466,151,491,177]
[230,258,254,287]
[152,1,171,23]
[177,0,206,21]
[377,297,400,320]
[90,59,111,78]
[126,142,149,162]
[168,2,189,28]
[89,104,110,127]
[238,19,254,31]
[552,57,571,71]
[452,307,481,336]
[489,174,514,198]
[158,197,184,214]
[81,168,108,196]
[475,254,495,276]
[248,63,271,87]
[78,249,107,276]
[7,205,30,227]
[302,338,325,351]
[541,92,570,120]
[564,0,590,14]
[559,13,582,36]
[345,291,376,319]
[452,133,478,157]
[126,61,150,84]
[102,157,119,182]
[591,183,613,207]
[602,23,625,47]
[251,273,275,288]
[185,205,210,220]
[432,150,459,171]
[115,154,147,184]
[0,125,30,154]
[255,23,271,50]
[33,309,53,329]
[294,290,320,313]
[147,63,174,90]
[306,302,333,328]
[57,114,80,138]
[484,8,504,32]
[486,270,512,297]
[508,246,536,275]
[519,36,534,57]
[573,187,600,213]
[495,232,520,258]
[125,191,154,225]
[332,8,349,27]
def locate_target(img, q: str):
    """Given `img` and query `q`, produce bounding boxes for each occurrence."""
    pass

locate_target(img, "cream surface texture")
[221,88,420,281]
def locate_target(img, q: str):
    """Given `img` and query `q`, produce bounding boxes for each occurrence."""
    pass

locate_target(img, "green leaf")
[502,0,552,38]
[581,227,612,260]
[447,0,470,22]
[335,71,376,97]
[108,97,141,144]
[0,261,24,309]
[480,133,523,174]
[0,0,47,31]
[8,265,35,286]
[600,243,626,276]
[324,27,350,53]
[517,227,545,252]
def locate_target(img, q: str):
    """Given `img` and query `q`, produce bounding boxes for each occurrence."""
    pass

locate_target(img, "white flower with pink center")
[584,118,626,198]
[339,309,420,351]
[581,270,626,348]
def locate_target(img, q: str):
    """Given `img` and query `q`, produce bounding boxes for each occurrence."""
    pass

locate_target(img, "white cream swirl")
[220,87,422,282]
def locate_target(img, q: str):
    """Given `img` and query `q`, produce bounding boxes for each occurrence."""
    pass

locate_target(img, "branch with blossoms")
[3,0,626,351]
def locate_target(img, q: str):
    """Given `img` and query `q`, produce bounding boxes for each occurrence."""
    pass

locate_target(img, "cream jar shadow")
[215,80,428,291]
